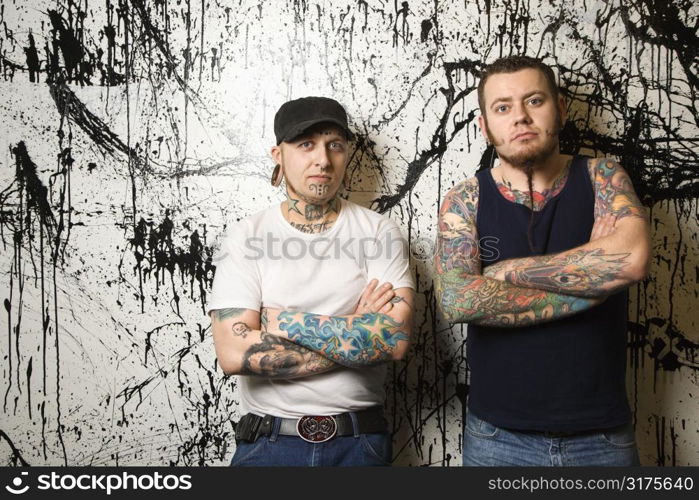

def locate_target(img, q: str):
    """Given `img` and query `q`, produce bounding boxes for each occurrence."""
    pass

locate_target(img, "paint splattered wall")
[0,0,696,466]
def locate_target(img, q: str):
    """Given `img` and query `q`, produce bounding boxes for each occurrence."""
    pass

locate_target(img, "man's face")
[478,68,566,169]
[271,124,349,204]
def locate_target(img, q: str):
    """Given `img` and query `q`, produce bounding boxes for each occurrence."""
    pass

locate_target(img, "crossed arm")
[210,283,414,377]
[482,159,651,297]
[434,159,650,327]
[211,307,337,378]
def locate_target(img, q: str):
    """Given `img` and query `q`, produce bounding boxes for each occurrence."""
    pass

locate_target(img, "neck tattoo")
[285,195,339,234]
[498,159,571,211]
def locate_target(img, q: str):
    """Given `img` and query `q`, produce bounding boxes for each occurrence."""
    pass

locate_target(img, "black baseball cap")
[273,96,354,144]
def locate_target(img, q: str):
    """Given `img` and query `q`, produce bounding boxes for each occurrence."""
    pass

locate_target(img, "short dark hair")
[477,56,559,113]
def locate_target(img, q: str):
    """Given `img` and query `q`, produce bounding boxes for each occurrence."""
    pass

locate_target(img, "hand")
[354,279,395,314]
[482,260,507,281]
[482,263,499,279]
[590,214,617,241]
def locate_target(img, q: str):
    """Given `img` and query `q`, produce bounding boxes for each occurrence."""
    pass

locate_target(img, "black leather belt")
[235,407,388,443]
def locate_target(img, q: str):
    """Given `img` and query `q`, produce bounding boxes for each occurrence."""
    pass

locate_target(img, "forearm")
[237,329,339,378]
[484,226,650,297]
[262,308,410,368]
[435,269,602,327]
[482,158,652,297]
[211,311,340,378]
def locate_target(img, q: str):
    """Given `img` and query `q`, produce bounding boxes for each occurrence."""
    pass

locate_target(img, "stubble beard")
[486,114,562,171]
[483,113,563,253]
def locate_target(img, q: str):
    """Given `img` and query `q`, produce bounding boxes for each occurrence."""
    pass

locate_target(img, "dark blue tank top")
[468,156,631,432]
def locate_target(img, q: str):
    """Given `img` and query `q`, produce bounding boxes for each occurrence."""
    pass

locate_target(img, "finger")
[355,280,378,313]
[370,282,393,303]
[360,279,379,304]
[380,302,394,313]
[372,289,395,310]
[363,279,378,297]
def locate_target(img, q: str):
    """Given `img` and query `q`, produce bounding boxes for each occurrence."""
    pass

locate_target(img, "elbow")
[437,299,468,324]
[435,286,457,323]
[630,260,650,283]
[217,360,237,376]
[389,316,412,361]
[438,305,458,324]
[390,336,411,361]
[216,354,243,376]
[212,323,246,375]
[617,225,652,285]
[625,245,652,284]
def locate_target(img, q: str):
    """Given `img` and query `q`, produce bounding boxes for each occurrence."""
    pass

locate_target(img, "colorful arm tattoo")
[211,308,339,378]
[265,310,409,368]
[436,268,600,326]
[434,178,602,326]
[483,248,631,297]
[591,158,646,220]
[482,159,647,296]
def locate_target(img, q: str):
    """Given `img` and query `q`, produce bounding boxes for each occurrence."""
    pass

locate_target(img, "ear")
[478,115,489,143]
[270,145,282,165]
[270,145,284,186]
[557,95,567,126]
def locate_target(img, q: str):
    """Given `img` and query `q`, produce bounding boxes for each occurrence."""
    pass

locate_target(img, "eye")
[298,141,312,149]
[495,104,509,113]
[552,273,584,286]
[528,97,543,105]
[329,142,345,151]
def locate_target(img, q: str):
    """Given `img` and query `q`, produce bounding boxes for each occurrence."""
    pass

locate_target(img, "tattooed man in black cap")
[208,97,415,466]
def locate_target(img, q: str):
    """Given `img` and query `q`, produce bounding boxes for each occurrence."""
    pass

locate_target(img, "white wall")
[0,0,696,465]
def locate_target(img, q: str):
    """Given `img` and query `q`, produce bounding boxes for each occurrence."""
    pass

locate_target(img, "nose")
[314,145,331,170]
[512,102,531,125]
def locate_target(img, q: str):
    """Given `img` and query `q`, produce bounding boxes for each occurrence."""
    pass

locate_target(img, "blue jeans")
[231,419,392,467]
[463,411,640,466]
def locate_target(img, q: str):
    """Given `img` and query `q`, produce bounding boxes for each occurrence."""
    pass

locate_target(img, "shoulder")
[440,175,479,219]
[585,156,637,190]
[446,175,480,199]
[343,199,391,226]
[342,199,406,237]
[219,204,279,246]
[343,199,385,220]
[586,157,628,178]
[586,157,644,218]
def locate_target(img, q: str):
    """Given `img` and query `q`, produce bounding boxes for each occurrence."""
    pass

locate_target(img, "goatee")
[486,114,563,171]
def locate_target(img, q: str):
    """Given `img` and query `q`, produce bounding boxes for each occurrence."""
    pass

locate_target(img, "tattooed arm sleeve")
[260,287,414,368]
[434,177,604,326]
[210,307,339,378]
[483,159,651,297]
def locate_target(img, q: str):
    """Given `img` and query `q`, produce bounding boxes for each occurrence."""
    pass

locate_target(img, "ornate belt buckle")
[296,415,337,443]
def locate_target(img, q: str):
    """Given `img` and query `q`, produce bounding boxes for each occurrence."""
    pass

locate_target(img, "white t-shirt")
[207,198,415,418]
